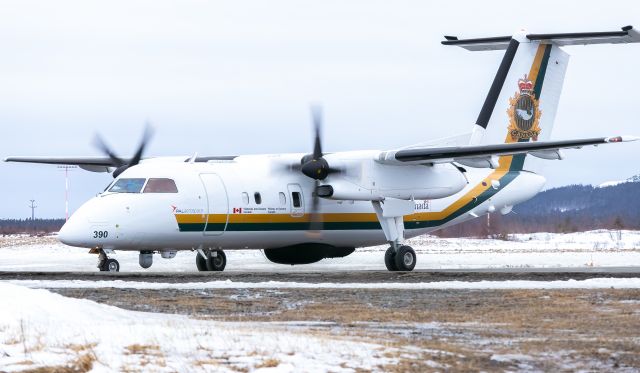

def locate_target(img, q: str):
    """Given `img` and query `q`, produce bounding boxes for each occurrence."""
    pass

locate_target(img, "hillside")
[435,174,640,237]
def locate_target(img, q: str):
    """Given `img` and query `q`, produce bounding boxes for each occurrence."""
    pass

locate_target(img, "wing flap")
[379,136,638,166]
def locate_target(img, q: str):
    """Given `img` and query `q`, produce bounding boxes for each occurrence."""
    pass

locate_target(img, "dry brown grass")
[255,357,280,368]
[123,344,161,356]
[56,287,640,371]
[18,351,96,373]
[122,344,166,369]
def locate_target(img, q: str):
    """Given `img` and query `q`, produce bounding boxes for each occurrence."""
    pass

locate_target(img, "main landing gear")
[196,248,226,272]
[371,199,417,272]
[384,245,416,272]
[97,249,120,272]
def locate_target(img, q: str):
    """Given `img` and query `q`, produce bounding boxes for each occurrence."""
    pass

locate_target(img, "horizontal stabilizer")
[443,26,640,51]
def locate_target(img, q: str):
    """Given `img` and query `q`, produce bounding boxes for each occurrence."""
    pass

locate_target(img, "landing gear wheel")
[97,249,119,272]
[196,253,208,271]
[103,258,120,272]
[384,247,398,271]
[394,246,416,272]
[206,250,226,271]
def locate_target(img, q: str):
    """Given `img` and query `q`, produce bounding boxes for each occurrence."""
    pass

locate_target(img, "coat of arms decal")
[507,74,541,141]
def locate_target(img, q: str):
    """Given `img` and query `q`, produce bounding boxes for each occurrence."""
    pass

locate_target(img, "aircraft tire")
[206,250,226,271]
[384,247,398,271]
[196,253,208,271]
[394,246,416,272]
[104,258,120,272]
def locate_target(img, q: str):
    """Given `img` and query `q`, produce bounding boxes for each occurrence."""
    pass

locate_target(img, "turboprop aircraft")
[6,26,640,272]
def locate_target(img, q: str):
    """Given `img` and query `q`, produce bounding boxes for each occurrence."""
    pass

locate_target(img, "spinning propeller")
[94,124,154,178]
[299,106,344,236]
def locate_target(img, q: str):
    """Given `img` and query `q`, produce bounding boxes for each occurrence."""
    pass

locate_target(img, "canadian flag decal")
[233,208,242,214]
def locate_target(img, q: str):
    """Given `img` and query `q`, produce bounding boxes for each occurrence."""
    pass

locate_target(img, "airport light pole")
[58,165,77,221]
[28,199,37,235]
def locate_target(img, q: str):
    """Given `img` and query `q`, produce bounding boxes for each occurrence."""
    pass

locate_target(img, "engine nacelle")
[318,162,467,201]
[264,244,355,265]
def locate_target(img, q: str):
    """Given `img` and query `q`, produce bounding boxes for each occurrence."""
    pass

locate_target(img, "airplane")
[5,26,640,272]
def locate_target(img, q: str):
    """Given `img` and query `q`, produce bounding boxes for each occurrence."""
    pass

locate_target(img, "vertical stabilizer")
[462,32,570,171]
[447,25,640,170]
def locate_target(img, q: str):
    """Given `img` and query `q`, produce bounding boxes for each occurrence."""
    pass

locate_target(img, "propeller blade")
[93,135,125,167]
[130,123,154,167]
[306,180,323,238]
[311,105,323,159]
[93,123,154,179]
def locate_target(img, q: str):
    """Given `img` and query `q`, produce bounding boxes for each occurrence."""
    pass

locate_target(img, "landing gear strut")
[372,199,417,272]
[97,249,120,272]
[196,249,226,272]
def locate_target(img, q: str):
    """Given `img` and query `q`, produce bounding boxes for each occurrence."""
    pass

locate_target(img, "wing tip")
[606,135,640,143]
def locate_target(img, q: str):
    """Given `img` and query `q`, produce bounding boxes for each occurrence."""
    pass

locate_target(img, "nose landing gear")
[196,249,226,272]
[97,249,120,272]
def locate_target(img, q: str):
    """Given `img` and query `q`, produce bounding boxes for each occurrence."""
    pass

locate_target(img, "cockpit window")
[108,178,146,193]
[143,178,178,193]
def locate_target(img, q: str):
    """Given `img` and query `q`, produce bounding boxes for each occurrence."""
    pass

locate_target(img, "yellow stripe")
[176,214,208,224]
[175,213,381,224]
[527,44,547,84]
[496,43,548,172]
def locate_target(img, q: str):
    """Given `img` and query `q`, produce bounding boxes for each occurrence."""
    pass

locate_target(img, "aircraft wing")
[3,156,124,172]
[3,155,240,172]
[378,136,638,166]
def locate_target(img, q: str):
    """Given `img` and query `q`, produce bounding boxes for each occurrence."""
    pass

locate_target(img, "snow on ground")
[0,282,397,372]
[7,277,640,290]
[0,230,639,272]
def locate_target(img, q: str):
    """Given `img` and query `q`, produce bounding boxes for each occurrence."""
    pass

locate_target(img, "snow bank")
[7,277,640,290]
[0,282,395,372]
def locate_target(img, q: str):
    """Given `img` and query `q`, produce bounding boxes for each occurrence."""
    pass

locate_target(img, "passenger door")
[287,183,305,217]
[200,174,229,235]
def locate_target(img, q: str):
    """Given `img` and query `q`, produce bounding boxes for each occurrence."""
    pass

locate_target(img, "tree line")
[0,219,65,235]
[434,181,640,237]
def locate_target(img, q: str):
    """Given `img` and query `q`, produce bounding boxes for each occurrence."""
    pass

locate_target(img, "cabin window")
[254,192,262,205]
[242,192,249,205]
[279,192,286,205]
[143,178,178,193]
[292,192,301,208]
[108,178,146,193]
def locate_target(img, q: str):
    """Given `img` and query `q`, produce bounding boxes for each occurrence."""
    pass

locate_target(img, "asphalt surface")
[1,267,639,283]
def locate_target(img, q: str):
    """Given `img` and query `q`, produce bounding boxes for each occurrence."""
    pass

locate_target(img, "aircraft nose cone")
[57,218,85,247]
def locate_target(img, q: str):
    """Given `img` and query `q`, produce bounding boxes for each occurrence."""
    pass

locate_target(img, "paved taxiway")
[1,268,639,283]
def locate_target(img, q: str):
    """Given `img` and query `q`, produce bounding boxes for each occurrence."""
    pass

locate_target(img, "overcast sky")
[1,0,639,218]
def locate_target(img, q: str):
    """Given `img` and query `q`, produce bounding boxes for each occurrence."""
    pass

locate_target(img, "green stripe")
[176,170,523,233]
[512,44,553,172]
[533,44,552,99]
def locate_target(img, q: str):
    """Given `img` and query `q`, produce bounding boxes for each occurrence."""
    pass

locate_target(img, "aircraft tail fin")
[448,26,640,171]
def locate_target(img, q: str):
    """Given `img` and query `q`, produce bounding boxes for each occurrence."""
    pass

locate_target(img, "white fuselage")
[58,152,545,252]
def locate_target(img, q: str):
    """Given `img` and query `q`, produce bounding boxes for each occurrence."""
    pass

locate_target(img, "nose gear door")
[200,174,229,235]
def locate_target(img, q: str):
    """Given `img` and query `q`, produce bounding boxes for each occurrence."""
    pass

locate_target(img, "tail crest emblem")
[507,74,541,141]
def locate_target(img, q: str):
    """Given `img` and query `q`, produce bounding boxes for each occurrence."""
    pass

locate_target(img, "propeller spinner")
[298,106,344,236]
